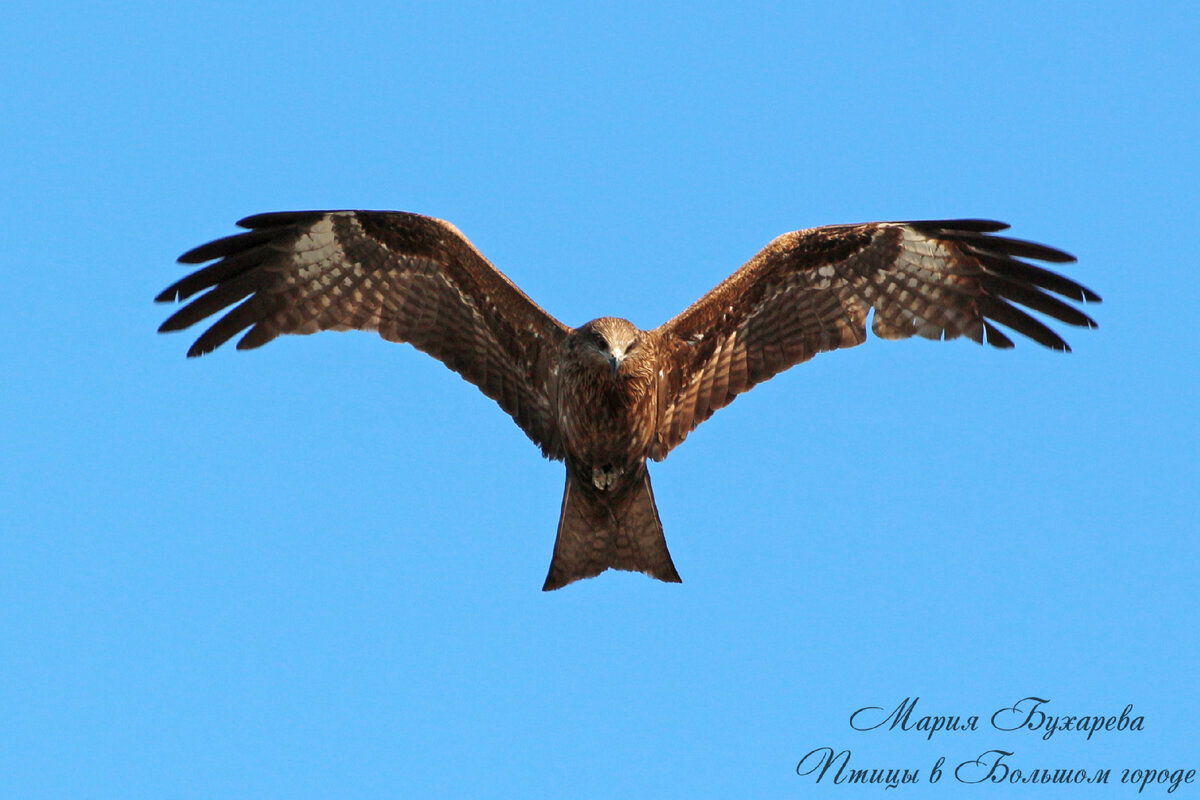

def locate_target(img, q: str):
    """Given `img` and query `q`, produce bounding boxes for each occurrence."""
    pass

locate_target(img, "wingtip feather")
[236,210,329,229]
[904,218,1011,233]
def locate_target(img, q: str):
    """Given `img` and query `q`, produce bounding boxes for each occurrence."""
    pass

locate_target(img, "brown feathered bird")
[157,211,1099,590]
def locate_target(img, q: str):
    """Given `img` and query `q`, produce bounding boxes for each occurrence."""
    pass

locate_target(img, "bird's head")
[572,317,644,377]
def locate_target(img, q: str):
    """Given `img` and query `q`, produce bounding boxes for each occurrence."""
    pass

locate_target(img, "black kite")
[158,211,1099,589]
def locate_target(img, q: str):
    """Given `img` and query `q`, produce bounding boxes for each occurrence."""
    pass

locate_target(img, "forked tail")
[542,469,682,591]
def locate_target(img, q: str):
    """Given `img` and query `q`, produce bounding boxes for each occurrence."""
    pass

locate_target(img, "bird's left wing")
[158,210,570,459]
[649,219,1100,459]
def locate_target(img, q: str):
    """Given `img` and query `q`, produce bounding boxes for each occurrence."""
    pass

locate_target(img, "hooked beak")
[606,346,625,376]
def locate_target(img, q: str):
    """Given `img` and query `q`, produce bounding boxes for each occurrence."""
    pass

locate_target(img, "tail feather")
[542,470,681,591]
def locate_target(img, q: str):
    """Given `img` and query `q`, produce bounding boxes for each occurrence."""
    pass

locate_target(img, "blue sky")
[3,1,1197,797]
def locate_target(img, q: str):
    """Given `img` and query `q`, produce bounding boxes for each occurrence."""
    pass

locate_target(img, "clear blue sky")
[3,1,1197,797]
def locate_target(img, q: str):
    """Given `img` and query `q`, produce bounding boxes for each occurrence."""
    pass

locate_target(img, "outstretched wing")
[650,219,1100,458]
[157,210,570,458]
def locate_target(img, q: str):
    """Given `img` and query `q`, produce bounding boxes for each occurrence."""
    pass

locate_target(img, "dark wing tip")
[978,275,1099,330]
[981,321,1015,349]
[157,314,186,334]
[904,218,1012,233]
[177,243,220,264]
[154,286,182,303]
[177,228,272,264]
[236,210,330,229]
[900,219,1077,265]
[977,294,1074,352]
[177,212,332,263]
[896,219,1098,351]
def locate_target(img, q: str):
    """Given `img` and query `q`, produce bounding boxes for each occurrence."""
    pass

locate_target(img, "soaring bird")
[157,211,1099,590]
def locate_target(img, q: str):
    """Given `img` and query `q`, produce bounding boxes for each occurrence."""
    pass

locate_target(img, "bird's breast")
[556,369,655,473]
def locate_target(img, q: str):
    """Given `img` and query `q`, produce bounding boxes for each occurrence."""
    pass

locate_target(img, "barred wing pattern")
[651,220,1100,458]
[157,210,571,458]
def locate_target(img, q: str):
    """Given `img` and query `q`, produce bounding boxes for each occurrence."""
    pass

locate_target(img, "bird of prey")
[157,211,1099,590]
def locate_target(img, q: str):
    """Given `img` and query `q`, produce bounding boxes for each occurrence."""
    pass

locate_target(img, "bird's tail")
[542,469,682,591]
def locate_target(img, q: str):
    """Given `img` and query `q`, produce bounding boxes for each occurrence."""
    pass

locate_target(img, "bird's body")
[548,318,678,589]
[158,211,1099,590]
[557,318,655,485]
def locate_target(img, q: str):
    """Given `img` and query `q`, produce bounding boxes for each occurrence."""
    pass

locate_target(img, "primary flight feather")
[158,211,1099,590]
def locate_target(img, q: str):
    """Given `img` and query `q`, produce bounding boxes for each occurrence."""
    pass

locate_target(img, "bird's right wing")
[158,210,570,459]
[649,219,1100,459]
